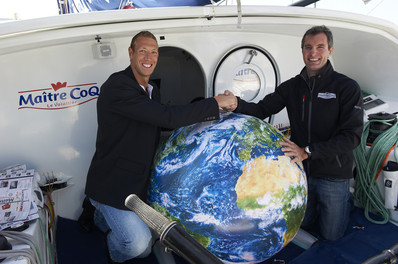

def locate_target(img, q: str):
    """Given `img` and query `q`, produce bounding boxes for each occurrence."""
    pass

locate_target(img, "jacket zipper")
[301,95,305,122]
[308,76,316,144]
[303,75,316,175]
[336,155,342,168]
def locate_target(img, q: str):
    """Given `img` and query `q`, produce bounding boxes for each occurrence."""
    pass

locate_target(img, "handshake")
[214,90,238,113]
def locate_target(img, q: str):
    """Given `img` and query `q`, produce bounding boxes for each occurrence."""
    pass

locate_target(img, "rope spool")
[354,112,398,224]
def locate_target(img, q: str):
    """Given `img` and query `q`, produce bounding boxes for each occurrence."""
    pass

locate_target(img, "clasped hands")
[214,90,238,113]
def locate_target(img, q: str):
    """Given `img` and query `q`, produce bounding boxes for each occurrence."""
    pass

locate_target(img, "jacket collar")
[299,60,334,82]
[123,66,161,102]
[124,66,137,82]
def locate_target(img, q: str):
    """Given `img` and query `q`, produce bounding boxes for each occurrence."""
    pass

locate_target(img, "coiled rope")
[353,116,398,224]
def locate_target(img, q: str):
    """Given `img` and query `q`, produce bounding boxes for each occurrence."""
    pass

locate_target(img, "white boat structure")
[0,1,397,263]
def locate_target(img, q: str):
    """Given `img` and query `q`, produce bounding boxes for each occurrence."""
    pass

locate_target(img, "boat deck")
[56,206,398,264]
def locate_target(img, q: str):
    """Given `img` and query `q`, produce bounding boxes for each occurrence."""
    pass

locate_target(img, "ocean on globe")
[148,112,307,264]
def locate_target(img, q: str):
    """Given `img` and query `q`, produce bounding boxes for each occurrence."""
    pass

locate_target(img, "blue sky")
[0,0,397,27]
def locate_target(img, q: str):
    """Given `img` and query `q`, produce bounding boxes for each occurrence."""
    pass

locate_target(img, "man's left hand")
[279,137,309,163]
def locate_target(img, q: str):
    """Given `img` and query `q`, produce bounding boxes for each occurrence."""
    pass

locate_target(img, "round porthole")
[213,46,279,103]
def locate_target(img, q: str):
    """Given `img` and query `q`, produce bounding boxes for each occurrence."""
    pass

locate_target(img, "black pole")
[290,0,320,7]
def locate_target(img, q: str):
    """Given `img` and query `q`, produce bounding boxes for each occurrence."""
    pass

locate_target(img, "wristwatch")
[304,146,312,158]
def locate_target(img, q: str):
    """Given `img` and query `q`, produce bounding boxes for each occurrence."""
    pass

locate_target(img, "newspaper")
[0,164,39,230]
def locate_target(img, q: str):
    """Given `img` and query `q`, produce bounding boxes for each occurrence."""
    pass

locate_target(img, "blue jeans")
[301,177,352,241]
[90,199,153,262]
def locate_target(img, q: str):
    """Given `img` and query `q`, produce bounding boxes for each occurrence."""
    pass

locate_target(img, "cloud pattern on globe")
[148,112,307,264]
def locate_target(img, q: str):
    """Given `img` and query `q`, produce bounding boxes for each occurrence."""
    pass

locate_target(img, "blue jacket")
[235,61,363,179]
[85,66,220,209]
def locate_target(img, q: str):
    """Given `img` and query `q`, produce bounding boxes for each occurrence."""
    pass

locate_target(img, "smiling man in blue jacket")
[224,25,364,241]
[84,31,236,263]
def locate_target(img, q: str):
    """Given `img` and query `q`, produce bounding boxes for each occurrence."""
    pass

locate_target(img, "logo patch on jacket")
[318,92,336,99]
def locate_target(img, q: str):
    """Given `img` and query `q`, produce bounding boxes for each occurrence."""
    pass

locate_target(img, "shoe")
[77,196,95,233]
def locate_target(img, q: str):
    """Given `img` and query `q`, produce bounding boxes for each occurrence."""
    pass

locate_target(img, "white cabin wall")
[332,27,398,100]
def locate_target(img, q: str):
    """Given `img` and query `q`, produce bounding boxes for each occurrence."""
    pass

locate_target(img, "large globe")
[148,112,307,263]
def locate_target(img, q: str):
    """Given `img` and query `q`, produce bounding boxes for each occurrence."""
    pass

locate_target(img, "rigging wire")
[353,116,398,224]
[367,0,385,15]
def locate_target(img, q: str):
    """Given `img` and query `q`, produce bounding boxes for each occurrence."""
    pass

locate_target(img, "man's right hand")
[214,90,237,112]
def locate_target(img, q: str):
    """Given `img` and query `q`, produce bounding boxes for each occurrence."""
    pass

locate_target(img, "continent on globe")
[148,112,307,264]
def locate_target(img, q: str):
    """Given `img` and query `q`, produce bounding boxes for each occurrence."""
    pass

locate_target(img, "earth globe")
[148,112,307,263]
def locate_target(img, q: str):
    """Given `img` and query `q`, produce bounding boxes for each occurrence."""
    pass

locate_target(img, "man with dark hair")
[83,30,236,263]
[301,25,333,50]
[223,25,363,241]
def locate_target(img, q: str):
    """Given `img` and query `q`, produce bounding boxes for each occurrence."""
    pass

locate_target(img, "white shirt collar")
[140,84,153,99]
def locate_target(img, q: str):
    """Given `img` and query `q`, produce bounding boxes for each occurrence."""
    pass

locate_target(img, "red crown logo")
[51,82,67,91]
